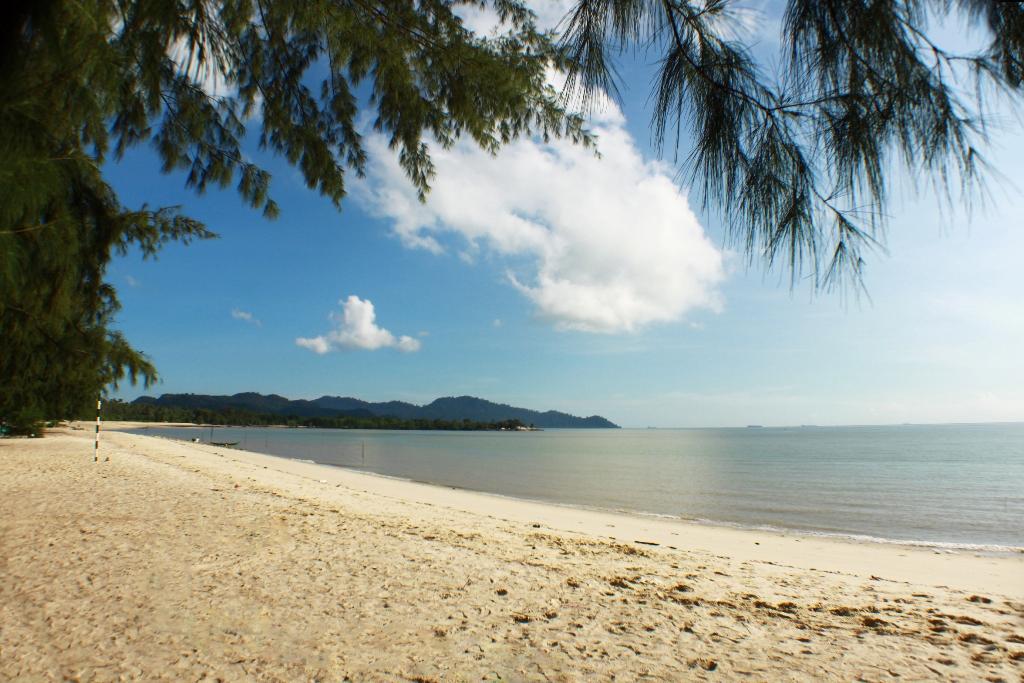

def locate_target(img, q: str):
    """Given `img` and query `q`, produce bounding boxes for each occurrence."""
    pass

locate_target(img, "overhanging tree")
[1,0,1021,431]
[559,0,1022,285]
[0,0,589,431]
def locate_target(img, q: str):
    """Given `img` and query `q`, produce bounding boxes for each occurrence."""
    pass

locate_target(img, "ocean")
[132,422,1024,550]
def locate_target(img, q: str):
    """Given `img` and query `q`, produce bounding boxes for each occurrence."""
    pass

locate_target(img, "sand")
[2,427,1022,681]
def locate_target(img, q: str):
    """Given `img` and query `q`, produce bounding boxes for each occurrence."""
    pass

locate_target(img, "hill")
[132,393,619,428]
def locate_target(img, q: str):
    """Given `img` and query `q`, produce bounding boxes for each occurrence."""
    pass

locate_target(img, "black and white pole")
[94,398,102,462]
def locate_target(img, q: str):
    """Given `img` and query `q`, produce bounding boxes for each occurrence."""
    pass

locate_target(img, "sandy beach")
[2,426,1022,681]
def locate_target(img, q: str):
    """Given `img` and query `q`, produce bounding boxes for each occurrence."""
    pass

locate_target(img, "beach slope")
[2,428,1022,680]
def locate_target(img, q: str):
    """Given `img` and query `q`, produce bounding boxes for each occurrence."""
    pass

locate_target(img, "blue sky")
[107,2,1024,427]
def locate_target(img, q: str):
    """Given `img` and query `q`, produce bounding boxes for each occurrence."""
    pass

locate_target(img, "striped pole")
[94,398,102,462]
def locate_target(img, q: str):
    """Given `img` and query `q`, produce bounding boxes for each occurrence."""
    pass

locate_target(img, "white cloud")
[358,0,725,334]
[493,318,504,328]
[296,335,330,354]
[231,308,261,326]
[166,35,233,99]
[356,102,724,333]
[296,295,421,353]
[164,30,263,120]
[457,1,575,36]
[124,274,140,288]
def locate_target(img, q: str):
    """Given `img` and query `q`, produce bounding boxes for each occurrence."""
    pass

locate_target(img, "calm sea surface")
[132,423,1024,549]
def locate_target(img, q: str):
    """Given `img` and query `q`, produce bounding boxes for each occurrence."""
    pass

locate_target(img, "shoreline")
[315,463,1023,556]
[111,421,1024,559]
[102,424,1024,596]
[5,427,1023,680]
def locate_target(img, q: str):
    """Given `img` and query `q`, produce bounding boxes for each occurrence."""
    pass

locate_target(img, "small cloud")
[417,330,430,337]
[124,275,140,288]
[295,336,330,354]
[493,318,503,328]
[231,308,262,327]
[296,295,421,354]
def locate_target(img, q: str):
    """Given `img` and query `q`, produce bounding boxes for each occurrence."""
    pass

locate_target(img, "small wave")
[671,516,1023,554]
[300,462,1024,553]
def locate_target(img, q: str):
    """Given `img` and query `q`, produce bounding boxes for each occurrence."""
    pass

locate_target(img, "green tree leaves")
[1,0,581,431]
[559,0,1023,288]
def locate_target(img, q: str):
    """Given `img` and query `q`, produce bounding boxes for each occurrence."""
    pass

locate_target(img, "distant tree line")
[94,399,530,432]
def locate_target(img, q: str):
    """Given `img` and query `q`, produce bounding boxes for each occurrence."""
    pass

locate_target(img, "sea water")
[133,423,1024,550]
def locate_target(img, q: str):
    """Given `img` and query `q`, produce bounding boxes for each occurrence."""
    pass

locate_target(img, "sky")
[106,1,1024,428]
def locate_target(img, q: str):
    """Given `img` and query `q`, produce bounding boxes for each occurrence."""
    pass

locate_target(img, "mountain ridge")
[133,393,619,428]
